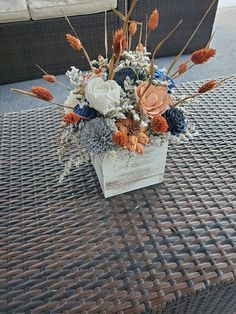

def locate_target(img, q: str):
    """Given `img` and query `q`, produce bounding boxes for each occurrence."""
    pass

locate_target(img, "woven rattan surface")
[0,77,236,313]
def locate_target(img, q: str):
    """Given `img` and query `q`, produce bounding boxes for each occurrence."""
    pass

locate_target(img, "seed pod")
[138,132,150,144]
[126,142,136,152]
[129,135,138,145]
[136,142,144,154]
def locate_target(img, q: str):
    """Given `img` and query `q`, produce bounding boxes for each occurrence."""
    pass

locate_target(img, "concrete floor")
[0,0,236,113]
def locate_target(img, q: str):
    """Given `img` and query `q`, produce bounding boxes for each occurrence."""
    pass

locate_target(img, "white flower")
[85,77,120,115]
[64,90,80,113]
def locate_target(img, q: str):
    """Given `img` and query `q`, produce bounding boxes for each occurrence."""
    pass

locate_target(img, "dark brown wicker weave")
[130,0,219,55]
[0,77,236,313]
[0,0,218,85]
[0,1,126,85]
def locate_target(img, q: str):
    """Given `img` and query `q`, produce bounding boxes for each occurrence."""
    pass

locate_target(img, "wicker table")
[0,77,236,313]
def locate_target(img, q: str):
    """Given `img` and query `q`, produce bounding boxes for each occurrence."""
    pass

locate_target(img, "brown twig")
[35,64,71,91]
[11,88,73,110]
[111,8,141,25]
[169,27,219,80]
[166,0,217,75]
[109,0,138,79]
[172,75,234,107]
[138,22,143,45]
[57,3,93,71]
[144,14,148,47]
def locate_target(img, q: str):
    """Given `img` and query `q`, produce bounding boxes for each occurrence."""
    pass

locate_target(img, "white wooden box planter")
[92,139,168,198]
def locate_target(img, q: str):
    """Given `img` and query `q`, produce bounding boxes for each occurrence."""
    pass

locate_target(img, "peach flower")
[135,82,173,118]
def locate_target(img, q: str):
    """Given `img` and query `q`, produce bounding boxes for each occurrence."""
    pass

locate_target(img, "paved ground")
[0,0,235,113]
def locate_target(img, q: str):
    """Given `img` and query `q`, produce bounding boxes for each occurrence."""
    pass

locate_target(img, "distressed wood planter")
[92,139,168,198]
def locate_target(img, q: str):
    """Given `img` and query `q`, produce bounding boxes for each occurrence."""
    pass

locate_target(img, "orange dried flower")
[151,115,168,133]
[66,34,82,51]
[148,9,159,31]
[178,63,188,75]
[136,42,144,52]
[191,48,216,65]
[129,21,137,36]
[198,80,218,93]
[113,28,127,58]
[31,86,53,101]
[113,131,128,147]
[42,74,56,83]
[63,112,81,124]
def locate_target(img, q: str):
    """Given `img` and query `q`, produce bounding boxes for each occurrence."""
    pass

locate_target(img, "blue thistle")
[80,117,115,154]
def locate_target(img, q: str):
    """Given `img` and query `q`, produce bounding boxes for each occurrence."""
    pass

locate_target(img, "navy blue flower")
[114,67,137,89]
[73,104,98,119]
[164,107,187,136]
[154,69,176,93]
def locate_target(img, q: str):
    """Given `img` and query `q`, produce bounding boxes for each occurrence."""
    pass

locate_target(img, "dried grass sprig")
[172,75,234,107]
[109,0,138,79]
[66,33,93,71]
[198,80,218,93]
[170,28,218,80]
[145,9,159,47]
[128,21,137,50]
[113,28,127,58]
[57,2,93,71]
[148,9,159,31]
[191,48,216,64]
[32,86,53,101]
[35,64,71,91]
[166,0,217,75]
[11,88,73,110]
[43,74,56,83]
[66,34,82,50]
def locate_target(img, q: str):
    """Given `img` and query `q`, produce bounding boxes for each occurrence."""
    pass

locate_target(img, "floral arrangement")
[12,0,229,182]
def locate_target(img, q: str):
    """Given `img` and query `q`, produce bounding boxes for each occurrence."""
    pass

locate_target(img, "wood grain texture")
[92,139,168,197]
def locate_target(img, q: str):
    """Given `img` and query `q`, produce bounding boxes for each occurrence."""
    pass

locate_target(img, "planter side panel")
[93,141,168,197]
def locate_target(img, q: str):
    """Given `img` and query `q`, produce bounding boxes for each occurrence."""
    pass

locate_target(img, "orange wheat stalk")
[198,80,218,93]
[31,86,53,101]
[191,48,216,64]
[148,9,159,31]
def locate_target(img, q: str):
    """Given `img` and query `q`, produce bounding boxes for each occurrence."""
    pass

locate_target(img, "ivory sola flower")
[66,34,82,51]
[113,28,127,57]
[148,9,159,31]
[31,86,53,101]
[191,48,216,64]
[198,80,218,93]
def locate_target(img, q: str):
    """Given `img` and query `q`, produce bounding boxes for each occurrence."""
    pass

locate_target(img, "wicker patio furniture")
[0,0,218,84]
[131,0,219,56]
[0,76,235,313]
